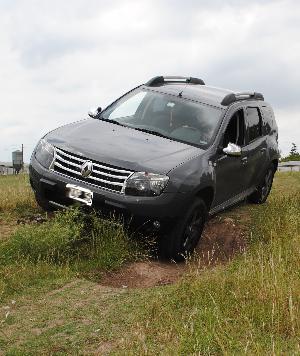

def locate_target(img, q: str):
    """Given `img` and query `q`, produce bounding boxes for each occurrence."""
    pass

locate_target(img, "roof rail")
[221,91,264,106]
[146,76,205,87]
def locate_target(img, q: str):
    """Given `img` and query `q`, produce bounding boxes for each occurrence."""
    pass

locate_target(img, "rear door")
[242,106,267,189]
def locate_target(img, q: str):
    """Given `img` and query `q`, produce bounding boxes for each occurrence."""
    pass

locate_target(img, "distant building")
[12,150,23,174]
[278,161,300,172]
[0,162,14,175]
[0,162,29,175]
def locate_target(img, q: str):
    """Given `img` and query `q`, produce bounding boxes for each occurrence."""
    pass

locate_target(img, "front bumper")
[29,156,191,223]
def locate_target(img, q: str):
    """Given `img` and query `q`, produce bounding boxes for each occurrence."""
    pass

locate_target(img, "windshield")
[101,88,223,147]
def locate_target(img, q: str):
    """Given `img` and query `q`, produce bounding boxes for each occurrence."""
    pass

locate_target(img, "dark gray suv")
[30,76,279,260]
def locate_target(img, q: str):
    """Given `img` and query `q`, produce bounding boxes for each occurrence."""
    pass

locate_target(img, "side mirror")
[88,107,102,118]
[223,142,242,157]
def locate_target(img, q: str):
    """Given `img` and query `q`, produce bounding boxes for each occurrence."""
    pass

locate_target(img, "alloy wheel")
[182,210,203,253]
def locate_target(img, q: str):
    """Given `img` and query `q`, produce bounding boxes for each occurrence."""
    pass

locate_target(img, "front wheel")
[34,191,54,212]
[159,198,207,262]
[248,165,275,204]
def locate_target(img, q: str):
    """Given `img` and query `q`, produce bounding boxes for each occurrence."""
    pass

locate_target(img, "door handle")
[241,157,248,165]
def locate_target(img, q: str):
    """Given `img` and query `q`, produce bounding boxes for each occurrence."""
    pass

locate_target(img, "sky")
[0,0,299,162]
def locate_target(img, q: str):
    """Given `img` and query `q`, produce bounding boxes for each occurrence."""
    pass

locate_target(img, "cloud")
[0,0,299,162]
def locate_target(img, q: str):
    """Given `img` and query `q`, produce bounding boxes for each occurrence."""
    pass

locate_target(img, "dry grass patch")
[0,174,38,218]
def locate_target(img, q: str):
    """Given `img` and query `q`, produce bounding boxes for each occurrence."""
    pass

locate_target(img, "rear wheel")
[248,165,275,204]
[159,198,207,261]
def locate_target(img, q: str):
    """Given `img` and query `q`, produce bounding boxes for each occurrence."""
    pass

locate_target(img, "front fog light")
[125,172,169,196]
[35,139,55,169]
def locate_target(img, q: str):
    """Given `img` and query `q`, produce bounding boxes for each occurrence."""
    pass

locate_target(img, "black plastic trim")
[146,76,205,87]
[221,92,264,106]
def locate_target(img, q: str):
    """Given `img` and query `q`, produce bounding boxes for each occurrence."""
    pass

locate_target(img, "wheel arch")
[195,186,214,211]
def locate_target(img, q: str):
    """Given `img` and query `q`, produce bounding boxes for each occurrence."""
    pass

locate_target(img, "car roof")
[142,83,233,108]
[142,76,265,108]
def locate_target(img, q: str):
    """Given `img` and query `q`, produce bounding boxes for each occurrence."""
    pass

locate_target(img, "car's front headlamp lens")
[125,172,169,196]
[35,139,55,169]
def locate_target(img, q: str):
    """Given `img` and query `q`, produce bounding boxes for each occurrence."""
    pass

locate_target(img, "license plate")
[66,184,93,206]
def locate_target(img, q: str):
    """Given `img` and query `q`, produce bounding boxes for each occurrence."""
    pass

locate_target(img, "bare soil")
[100,214,247,289]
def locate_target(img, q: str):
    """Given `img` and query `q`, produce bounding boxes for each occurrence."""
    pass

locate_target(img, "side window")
[261,106,272,135]
[246,107,262,142]
[222,109,245,148]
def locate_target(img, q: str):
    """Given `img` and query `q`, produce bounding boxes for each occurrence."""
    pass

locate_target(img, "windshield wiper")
[98,118,170,139]
[98,117,127,127]
[132,127,171,139]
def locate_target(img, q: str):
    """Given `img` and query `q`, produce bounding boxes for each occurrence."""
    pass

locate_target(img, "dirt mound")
[196,216,246,266]
[100,261,184,289]
[100,215,247,289]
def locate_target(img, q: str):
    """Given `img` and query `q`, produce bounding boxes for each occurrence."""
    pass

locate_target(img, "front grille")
[52,147,134,193]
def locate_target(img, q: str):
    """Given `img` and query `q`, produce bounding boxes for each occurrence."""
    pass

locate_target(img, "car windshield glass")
[101,88,223,147]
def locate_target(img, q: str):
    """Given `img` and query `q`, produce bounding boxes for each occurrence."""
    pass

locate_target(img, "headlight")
[35,139,55,169]
[125,172,169,196]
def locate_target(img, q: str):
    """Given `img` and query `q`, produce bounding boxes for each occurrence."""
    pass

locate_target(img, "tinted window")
[261,106,272,135]
[246,107,261,142]
[223,109,245,147]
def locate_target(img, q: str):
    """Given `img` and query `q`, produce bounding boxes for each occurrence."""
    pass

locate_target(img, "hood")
[46,119,203,174]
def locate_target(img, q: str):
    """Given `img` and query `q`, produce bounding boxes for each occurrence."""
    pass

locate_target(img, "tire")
[248,165,275,204]
[159,198,207,262]
[34,191,54,212]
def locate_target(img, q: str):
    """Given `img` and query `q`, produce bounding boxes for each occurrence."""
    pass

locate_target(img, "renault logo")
[80,161,93,178]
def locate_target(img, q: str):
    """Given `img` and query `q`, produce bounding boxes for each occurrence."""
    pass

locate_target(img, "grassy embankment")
[0,172,299,354]
[0,175,146,302]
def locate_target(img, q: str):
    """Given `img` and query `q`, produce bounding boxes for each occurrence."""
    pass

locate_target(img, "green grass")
[0,172,299,354]
[272,171,300,196]
[0,175,147,306]
[116,192,300,354]
[0,208,146,303]
[1,208,143,269]
[0,174,37,217]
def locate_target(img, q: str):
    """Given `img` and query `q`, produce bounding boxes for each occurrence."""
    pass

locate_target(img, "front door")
[212,109,249,208]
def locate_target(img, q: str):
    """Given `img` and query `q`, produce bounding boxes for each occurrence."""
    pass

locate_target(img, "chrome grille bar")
[55,153,82,168]
[52,147,134,193]
[56,148,85,162]
[56,147,132,174]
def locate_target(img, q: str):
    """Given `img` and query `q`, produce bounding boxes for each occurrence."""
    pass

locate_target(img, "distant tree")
[290,143,299,156]
[281,143,300,162]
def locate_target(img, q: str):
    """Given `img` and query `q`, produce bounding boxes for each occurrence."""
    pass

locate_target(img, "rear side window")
[261,106,273,135]
[246,107,262,142]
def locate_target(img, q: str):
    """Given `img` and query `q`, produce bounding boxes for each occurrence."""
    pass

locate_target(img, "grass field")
[0,172,299,354]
